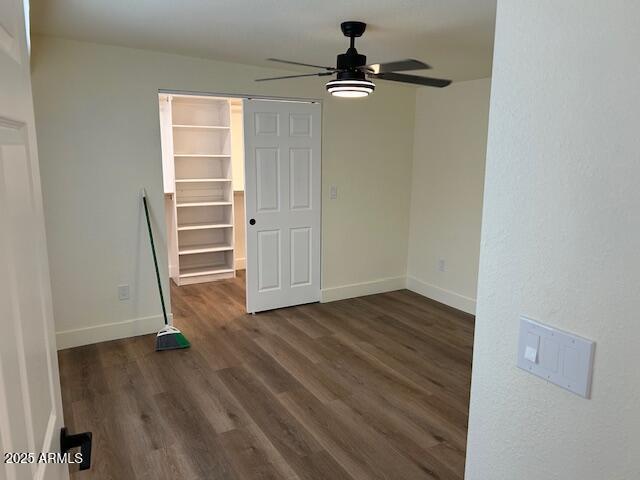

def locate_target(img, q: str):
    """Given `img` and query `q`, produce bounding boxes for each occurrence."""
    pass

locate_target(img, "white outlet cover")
[118,284,130,301]
[517,316,595,398]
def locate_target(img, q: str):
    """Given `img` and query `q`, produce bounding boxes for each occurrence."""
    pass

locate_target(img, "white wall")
[230,100,246,269]
[233,191,246,270]
[407,78,490,314]
[466,1,640,478]
[230,100,244,192]
[31,36,415,348]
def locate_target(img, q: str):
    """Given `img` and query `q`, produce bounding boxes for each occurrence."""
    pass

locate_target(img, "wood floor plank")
[341,306,472,385]
[138,444,202,480]
[291,450,355,480]
[279,387,436,480]
[240,422,302,480]
[220,329,304,394]
[69,395,138,479]
[59,275,473,479]
[275,306,333,339]
[388,290,475,329]
[313,335,470,451]
[257,311,337,364]
[152,390,236,479]
[344,299,472,368]
[351,332,472,415]
[58,344,110,402]
[332,395,463,480]
[162,351,251,434]
[218,367,323,458]
[352,336,470,415]
[253,332,352,403]
[219,428,289,480]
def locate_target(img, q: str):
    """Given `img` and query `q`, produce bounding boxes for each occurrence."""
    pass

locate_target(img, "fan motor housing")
[336,50,367,72]
[334,68,367,82]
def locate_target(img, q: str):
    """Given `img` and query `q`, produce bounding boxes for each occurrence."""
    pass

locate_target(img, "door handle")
[60,427,92,471]
[249,218,256,225]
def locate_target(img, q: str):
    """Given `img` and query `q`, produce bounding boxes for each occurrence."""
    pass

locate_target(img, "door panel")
[257,230,281,291]
[1,135,54,447]
[255,147,280,211]
[244,100,321,313]
[289,113,312,137]
[290,227,312,287]
[254,112,279,136]
[290,148,312,210]
[0,0,68,478]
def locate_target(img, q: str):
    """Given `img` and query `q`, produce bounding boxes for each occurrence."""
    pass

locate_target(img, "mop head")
[155,325,190,351]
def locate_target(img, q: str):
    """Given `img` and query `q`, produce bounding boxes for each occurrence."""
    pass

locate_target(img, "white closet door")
[0,0,68,478]
[243,99,321,313]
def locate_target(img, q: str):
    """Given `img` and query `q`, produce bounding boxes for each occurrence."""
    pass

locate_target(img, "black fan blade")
[361,59,431,74]
[255,72,334,82]
[372,72,451,88]
[267,58,336,71]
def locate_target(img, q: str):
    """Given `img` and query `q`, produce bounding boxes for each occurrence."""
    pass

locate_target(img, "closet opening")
[157,91,322,318]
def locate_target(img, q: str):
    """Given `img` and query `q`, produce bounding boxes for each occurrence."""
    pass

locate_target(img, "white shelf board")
[175,178,232,183]
[179,265,235,278]
[176,201,232,208]
[177,222,233,231]
[174,154,231,158]
[172,125,230,130]
[179,243,233,255]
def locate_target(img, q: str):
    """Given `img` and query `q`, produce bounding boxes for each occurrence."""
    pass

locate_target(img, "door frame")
[157,89,324,313]
[158,89,322,105]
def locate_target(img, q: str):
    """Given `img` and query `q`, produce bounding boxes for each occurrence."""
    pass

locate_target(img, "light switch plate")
[517,316,595,398]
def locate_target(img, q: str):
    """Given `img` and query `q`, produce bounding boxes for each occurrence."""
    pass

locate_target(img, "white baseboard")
[55,313,171,350]
[56,277,473,349]
[235,257,246,270]
[321,276,406,303]
[406,276,476,315]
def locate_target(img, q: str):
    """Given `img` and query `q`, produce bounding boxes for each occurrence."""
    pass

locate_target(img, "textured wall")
[466,1,640,478]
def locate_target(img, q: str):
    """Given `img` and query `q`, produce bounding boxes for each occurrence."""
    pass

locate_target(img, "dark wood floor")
[58,271,474,480]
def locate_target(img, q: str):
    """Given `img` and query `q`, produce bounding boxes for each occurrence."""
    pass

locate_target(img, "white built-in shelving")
[159,94,236,285]
[175,178,232,183]
[172,125,230,130]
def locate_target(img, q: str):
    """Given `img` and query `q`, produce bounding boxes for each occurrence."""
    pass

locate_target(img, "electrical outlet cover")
[118,284,130,301]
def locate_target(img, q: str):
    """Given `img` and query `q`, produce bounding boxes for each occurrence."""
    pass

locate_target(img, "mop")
[142,189,190,351]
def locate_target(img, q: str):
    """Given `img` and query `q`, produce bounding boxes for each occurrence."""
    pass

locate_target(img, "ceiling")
[31,0,496,82]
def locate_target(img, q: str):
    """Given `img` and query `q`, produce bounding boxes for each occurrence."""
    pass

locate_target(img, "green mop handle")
[142,189,169,326]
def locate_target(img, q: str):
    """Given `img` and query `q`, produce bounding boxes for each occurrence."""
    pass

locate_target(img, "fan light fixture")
[255,22,452,96]
[326,79,375,98]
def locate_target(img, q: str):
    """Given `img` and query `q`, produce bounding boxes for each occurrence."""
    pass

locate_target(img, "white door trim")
[158,88,322,105]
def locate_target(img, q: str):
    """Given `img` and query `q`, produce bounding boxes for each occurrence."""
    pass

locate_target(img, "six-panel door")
[0,0,68,477]
[243,100,321,313]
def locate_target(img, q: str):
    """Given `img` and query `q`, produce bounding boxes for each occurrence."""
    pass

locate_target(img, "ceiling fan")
[255,21,451,98]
